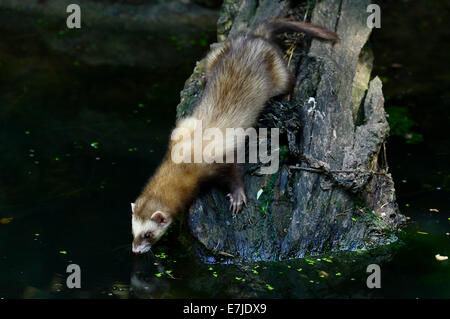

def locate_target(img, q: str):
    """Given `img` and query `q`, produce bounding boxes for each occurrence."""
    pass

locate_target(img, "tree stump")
[176,0,405,262]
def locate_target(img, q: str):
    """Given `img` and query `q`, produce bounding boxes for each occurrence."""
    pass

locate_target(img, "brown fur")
[135,156,219,219]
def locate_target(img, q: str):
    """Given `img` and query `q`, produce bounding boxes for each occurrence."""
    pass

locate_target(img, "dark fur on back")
[253,18,340,42]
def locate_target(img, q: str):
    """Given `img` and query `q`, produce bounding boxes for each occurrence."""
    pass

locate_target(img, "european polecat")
[131,18,339,254]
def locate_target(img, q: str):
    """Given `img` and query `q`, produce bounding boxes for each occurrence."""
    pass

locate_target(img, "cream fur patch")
[132,211,171,242]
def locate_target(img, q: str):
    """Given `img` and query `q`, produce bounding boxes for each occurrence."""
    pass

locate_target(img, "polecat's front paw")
[226,188,247,215]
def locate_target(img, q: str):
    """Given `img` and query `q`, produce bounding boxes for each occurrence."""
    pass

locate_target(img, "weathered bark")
[177,0,405,262]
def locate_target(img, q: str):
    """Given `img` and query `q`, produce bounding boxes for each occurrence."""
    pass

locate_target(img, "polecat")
[131,18,339,254]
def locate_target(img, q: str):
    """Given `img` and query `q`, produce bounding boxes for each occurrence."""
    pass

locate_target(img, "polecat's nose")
[132,243,150,254]
[132,244,141,254]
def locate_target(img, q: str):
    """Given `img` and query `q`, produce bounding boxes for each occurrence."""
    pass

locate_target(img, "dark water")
[0,1,449,299]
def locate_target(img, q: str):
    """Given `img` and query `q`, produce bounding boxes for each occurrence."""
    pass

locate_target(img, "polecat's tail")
[253,18,339,42]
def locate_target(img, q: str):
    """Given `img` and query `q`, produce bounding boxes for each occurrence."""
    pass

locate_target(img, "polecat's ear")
[150,211,168,224]
[131,203,135,213]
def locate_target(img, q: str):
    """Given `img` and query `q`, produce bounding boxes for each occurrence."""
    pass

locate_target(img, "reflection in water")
[130,253,170,299]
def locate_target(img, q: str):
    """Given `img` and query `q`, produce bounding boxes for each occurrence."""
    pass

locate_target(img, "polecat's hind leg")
[204,40,232,79]
[265,48,295,97]
[226,164,247,215]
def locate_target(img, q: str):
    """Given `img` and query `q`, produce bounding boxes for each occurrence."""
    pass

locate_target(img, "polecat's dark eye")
[144,232,151,239]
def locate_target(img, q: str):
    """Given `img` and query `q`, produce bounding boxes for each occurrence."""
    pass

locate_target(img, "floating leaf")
[155,252,167,259]
[305,258,315,265]
[435,254,448,261]
[256,189,263,200]
[417,231,429,235]
[59,250,68,255]
[266,284,274,291]
[155,273,162,277]
[0,217,13,225]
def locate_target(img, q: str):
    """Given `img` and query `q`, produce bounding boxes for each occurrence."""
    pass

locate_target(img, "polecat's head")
[131,199,172,254]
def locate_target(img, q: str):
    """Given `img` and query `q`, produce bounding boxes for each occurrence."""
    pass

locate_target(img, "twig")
[218,251,235,258]
[214,239,221,251]
[289,165,388,176]
[383,142,389,172]
[289,166,354,174]
[285,38,297,67]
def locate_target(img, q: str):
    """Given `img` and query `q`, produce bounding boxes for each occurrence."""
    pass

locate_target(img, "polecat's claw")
[226,189,247,215]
